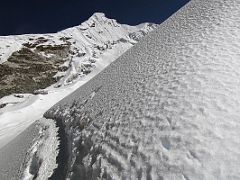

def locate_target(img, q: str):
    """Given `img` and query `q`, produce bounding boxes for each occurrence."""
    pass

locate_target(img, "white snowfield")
[45,0,240,179]
[0,13,156,149]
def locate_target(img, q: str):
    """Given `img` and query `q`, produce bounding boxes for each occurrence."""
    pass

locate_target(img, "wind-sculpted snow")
[45,0,240,179]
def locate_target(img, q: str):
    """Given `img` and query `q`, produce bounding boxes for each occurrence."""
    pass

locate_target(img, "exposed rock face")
[0,43,70,98]
[45,0,240,179]
[0,13,157,98]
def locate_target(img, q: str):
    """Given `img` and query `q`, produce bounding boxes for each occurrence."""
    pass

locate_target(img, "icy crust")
[46,0,240,179]
[21,118,59,180]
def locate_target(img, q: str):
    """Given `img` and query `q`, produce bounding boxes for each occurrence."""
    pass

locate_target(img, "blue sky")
[0,0,190,35]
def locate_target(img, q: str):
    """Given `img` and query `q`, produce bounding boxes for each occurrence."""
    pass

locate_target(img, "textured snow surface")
[46,0,240,179]
[21,118,59,180]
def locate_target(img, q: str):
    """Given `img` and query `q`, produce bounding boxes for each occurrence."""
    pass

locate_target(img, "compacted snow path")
[45,0,240,179]
[21,118,59,180]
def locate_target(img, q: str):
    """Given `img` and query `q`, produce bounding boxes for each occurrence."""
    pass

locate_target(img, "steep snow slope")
[45,0,240,179]
[0,13,156,149]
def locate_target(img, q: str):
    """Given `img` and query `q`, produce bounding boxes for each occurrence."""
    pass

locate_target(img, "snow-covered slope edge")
[44,0,240,179]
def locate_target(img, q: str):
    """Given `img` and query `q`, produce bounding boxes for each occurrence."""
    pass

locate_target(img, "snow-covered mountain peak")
[74,12,112,30]
[0,14,157,144]
[0,14,157,99]
[88,12,107,21]
[66,12,119,33]
[84,12,119,27]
